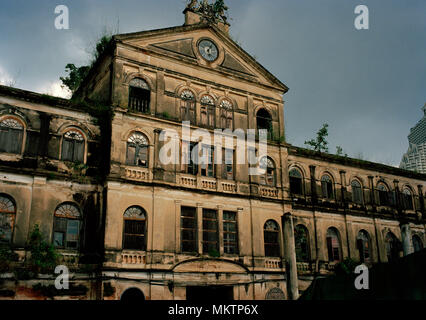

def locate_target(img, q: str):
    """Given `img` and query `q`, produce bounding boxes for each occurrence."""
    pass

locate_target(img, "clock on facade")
[198,39,219,62]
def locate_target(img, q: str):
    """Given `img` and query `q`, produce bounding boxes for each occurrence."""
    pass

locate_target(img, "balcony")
[123,166,151,183]
[264,258,282,269]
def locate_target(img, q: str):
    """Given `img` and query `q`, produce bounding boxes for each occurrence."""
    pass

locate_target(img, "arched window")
[377,183,390,206]
[123,206,146,251]
[412,235,423,252]
[256,109,272,140]
[321,175,334,199]
[126,132,149,167]
[385,232,400,262]
[326,227,341,262]
[180,90,196,123]
[356,230,371,264]
[200,95,215,128]
[401,188,414,210]
[295,224,310,262]
[264,220,280,257]
[0,117,24,154]
[220,99,233,130]
[129,78,150,113]
[260,157,276,186]
[61,129,85,163]
[0,194,16,244]
[351,180,363,204]
[53,203,82,249]
[289,168,303,195]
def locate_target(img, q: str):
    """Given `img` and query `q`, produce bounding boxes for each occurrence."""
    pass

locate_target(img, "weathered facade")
[0,6,425,300]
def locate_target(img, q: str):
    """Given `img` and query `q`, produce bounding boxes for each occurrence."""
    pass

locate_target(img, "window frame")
[223,211,239,255]
[202,208,219,255]
[326,227,342,263]
[321,174,334,200]
[128,78,151,114]
[294,224,310,263]
[180,90,196,123]
[219,99,234,130]
[351,180,364,205]
[0,116,25,155]
[180,206,198,253]
[256,108,273,140]
[122,206,147,251]
[289,168,304,195]
[264,220,281,258]
[61,128,86,164]
[52,203,82,250]
[0,194,16,245]
[126,132,149,168]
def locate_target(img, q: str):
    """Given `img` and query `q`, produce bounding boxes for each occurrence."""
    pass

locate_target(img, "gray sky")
[0,0,425,166]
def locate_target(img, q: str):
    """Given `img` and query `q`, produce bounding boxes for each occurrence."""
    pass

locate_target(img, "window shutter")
[74,140,85,163]
[62,139,73,161]
[126,145,136,165]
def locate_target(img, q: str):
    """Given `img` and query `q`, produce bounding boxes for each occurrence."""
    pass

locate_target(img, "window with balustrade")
[0,117,25,154]
[126,132,149,168]
[53,203,82,249]
[295,224,310,263]
[123,206,146,251]
[260,157,276,187]
[264,220,280,257]
[128,78,151,113]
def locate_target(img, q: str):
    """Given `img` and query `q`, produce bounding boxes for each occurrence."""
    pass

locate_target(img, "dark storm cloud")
[0,0,425,166]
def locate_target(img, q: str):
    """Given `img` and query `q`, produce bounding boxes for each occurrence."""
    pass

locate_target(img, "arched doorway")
[121,288,145,301]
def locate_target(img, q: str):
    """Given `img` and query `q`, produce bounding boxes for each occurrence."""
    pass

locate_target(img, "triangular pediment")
[115,24,288,92]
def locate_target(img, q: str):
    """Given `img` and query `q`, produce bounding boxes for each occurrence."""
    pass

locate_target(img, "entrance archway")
[121,287,145,301]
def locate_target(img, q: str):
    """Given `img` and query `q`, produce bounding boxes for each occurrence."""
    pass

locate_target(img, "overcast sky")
[0,0,425,166]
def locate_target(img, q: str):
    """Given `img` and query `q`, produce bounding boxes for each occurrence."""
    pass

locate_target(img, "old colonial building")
[0,4,425,300]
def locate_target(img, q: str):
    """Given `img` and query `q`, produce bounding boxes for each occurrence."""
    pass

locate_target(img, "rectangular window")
[181,207,197,253]
[223,211,238,254]
[201,145,214,177]
[202,209,219,255]
[66,220,80,249]
[123,220,146,250]
[129,87,150,113]
[222,149,234,180]
[182,142,199,175]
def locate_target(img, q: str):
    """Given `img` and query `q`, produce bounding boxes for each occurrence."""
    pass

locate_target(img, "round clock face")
[198,39,219,62]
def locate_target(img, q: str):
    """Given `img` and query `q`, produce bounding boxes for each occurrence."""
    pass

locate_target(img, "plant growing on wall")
[26,224,59,275]
[305,123,329,153]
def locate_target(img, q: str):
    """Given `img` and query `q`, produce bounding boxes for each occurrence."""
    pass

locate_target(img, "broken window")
[0,194,16,244]
[129,78,151,113]
[289,168,303,195]
[256,108,272,140]
[259,157,276,186]
[123,206,146,251]
[126,132,149,167]
[264,220,280,257]
[295,224,310,263]
[53,203,81,249]
[0,117,24,154]
[401,188,414,210]
[357,230,371,264]
[61,129,85,163]
[326,227,341,262]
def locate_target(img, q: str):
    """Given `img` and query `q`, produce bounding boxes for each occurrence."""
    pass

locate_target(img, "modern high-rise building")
[400,104,426,174]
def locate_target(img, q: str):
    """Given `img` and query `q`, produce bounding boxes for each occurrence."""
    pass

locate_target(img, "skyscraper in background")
[400,104,426,173]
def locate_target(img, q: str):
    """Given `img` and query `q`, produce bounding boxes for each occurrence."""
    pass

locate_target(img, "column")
[400,223,413,256]
[309,165,317,204]
[368,176,375,206]
[218,205,224,256]
[339,170,347,205]
[197,204,203,255]
[282,213,299,300]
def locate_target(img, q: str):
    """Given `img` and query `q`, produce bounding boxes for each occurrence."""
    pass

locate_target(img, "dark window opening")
[264,220,280,257]
[295,224,310,262]
[129,79,150,114]
[256,109,272,140]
